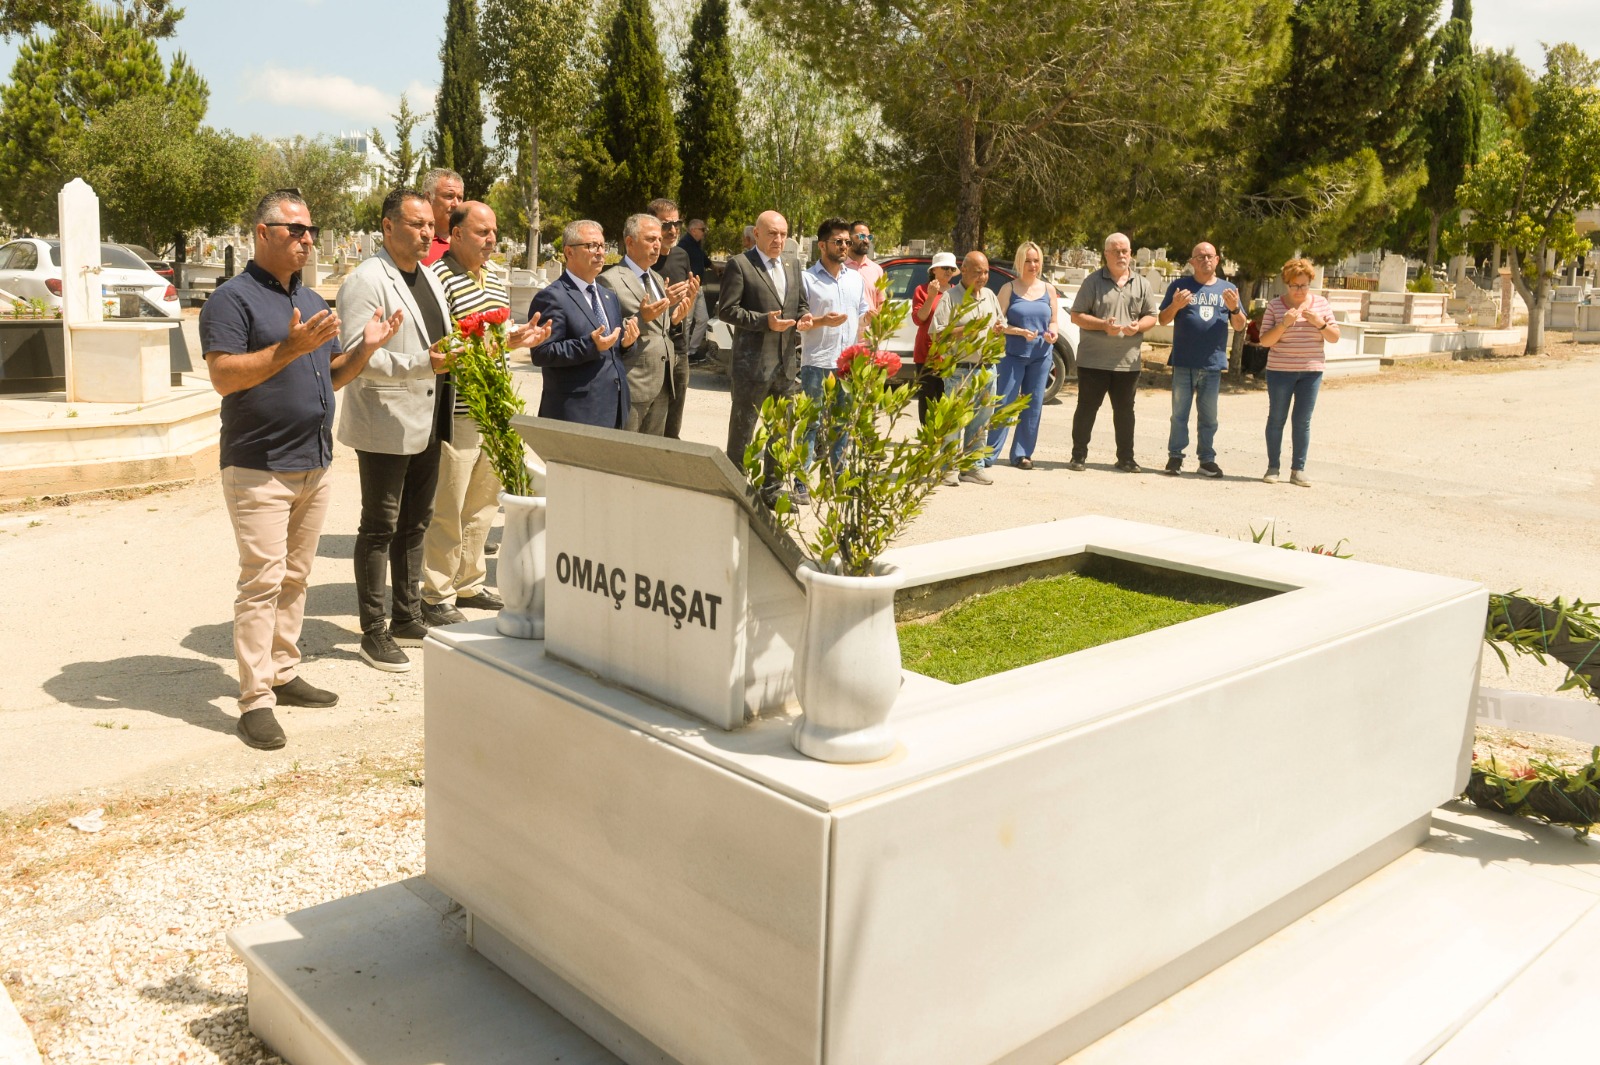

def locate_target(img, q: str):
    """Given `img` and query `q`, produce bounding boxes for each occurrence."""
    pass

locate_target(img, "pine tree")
[429,0,493,198]
[578,0,681,237]
[0,9,207,234]
[677,0,747,228]
[370,93,428,188]
[1419,0,1479,269]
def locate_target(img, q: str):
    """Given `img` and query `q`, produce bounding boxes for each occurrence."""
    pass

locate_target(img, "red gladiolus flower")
[873,350,902,376]
[835,343,871,376]
[483,307,511,325]
[459,313,486,339]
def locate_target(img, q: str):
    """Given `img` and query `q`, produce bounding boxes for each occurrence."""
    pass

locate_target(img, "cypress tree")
[429,0,493,198]
[677,0,748,229]
[578,0,681,236]
[1420,0,1480,269]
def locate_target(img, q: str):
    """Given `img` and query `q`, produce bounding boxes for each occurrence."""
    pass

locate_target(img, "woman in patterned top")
[1257,258,1339,486]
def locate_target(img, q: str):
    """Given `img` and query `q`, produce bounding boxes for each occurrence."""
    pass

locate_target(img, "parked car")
[0,238,181,318]
[122,243,176,283]
[703,255,1078,402]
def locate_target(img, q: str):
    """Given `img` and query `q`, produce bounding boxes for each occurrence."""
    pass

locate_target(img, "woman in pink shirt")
[1257,258,1339,486]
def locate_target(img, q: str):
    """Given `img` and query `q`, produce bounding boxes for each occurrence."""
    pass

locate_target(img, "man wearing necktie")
[718,210,815,499]
[528,219,641,428]
[599,213,695,434]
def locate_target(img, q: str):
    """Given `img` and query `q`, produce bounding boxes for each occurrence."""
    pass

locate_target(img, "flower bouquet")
[441,305,531,497]
[744,284,1024,577]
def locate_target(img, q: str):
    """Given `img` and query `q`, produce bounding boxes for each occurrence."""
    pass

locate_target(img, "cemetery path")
[1,345,1596,813]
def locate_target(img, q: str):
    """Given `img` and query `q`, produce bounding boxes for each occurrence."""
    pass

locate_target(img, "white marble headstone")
[57,179,103,327]
[1378,253,1409,292]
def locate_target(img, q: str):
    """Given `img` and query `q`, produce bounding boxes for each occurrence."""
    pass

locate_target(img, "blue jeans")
[798,365,845,471]
[946,364,995,461]
[987,353,1051,463]
[1264,370,1322,472]
[1167,366,1221,463]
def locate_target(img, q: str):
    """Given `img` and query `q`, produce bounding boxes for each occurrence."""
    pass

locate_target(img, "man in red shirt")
[911,252,958,422]
[420,168,464,267]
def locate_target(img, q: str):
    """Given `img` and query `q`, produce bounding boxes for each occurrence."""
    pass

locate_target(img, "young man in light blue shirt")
[797,216,872,490]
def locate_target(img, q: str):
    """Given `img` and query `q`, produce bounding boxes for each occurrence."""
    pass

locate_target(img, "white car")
[0,237,181,318]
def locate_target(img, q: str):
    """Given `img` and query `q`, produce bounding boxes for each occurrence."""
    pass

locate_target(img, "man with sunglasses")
[798,217,873,484]
[647,197,701,438]
[201,190,404,749]
[337,188,456,674]
[844,220,886,321]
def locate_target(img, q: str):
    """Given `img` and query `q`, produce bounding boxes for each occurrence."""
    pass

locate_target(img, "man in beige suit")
[598,213,693,434]
[336,188,453,673]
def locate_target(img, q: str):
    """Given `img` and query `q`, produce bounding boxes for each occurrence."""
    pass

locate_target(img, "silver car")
[0,238,181,318]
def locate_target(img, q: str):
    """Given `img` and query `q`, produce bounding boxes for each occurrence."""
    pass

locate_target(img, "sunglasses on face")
[659,220,681,230]
[264,222,320,241]
[854,233,872,242]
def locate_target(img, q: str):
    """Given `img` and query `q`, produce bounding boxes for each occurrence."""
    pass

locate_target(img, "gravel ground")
[0,745,425,1063]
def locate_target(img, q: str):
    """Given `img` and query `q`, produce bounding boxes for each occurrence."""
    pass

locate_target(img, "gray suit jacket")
[599,260,672,404]
[718,247,808,380]
[335,248,451,455]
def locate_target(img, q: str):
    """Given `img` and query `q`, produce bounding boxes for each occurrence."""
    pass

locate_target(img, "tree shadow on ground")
[182,618,360,665]
[316,533,355,560]
[41,655,241,736]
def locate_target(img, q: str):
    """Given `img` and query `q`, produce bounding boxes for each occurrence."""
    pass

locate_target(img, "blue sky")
[0,0,1595,144]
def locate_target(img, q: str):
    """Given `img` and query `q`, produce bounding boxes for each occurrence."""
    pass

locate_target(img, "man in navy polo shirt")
[201,190,402,750]
[1158,241,1247,477]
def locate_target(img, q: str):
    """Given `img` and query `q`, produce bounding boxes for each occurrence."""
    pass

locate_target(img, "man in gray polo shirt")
[1068,232,1161,472]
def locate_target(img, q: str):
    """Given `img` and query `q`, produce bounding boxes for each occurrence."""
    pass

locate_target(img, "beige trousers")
[422,415,500,604]
[221,465,332,711]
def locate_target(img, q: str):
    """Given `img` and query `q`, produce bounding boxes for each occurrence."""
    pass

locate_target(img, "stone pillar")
[1498,269,1513,330]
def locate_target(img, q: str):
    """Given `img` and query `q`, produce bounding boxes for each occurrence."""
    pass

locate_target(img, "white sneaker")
[1290,470,1312,487]
[942,472,960,487]
[959,467,994,486]
[1262,468,1279,483]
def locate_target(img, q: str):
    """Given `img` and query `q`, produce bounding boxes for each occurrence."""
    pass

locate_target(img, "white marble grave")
[58,179,177,403]
[418,435,1484,1065]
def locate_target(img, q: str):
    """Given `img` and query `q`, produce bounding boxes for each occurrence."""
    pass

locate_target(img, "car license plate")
[113,285,145,294]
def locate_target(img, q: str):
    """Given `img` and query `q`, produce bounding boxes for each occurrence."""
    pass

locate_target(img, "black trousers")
[1071,367,1141,464]
[915,362,945,424]
[355,443,442,632]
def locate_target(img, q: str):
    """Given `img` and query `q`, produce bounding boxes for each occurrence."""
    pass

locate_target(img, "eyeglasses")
[854,233,872,242]
[1286,282,1311,290]
[263,222,320,241]
[566,241,605,253]
[826,237,851,246]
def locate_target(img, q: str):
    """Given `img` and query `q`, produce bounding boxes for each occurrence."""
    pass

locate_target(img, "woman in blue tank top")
[986,241,1059,469]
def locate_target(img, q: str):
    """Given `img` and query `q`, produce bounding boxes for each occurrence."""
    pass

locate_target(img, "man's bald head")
[960,250,990,289]
[754,211,788,260]
[1189,241,1220,281]
[449,201,498,270]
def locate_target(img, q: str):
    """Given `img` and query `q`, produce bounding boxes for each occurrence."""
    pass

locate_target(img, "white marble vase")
[495,491,546,639]
[791,560,904,763]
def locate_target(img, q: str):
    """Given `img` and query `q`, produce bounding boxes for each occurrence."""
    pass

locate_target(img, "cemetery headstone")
[1378,253,1408,293]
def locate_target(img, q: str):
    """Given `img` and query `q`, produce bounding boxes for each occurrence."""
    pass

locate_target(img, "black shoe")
[1164,456,1183,476]
[1198,461,1224,478]
[422,601,468,626]
[1066,458,1087,472]
[1115,460,1143,473]
[360,629,412,672]
[237,707,286,750]
[484,540,499,556]
[272,676,339,708]
[455,590,504,612]
[790,482,811,506]
[390,618,430,647]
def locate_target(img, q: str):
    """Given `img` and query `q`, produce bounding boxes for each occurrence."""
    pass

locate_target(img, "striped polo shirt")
[430,252,512,418]
[1261,293,1333,372]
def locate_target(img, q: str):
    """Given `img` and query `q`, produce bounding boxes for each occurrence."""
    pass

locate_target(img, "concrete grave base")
[411,516,1483,1065]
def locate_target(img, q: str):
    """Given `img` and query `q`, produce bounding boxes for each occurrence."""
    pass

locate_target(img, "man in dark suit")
[528,220,640,428]
[648,197,699,439]
[720,209,813,484]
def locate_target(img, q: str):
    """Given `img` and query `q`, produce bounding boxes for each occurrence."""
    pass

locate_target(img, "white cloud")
[242,66,398,124]
[402,81,439,114]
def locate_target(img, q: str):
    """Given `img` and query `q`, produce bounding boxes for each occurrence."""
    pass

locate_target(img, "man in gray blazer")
[719,210,813,492]
[336,188,453,673]
[599,213,693,434]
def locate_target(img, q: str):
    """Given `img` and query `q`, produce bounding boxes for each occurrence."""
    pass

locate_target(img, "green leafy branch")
[446,320,532,498]
[745,285,1025,577]
[1484,592,1599,702]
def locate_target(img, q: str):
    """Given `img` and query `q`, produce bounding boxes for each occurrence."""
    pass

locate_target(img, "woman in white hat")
[911,251,960,422]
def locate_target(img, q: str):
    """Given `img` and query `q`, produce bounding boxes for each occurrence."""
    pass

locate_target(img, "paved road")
[2,348,1596,810]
